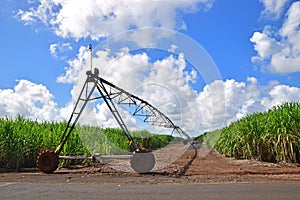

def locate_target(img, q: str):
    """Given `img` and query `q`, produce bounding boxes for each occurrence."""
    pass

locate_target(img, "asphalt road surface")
[1,181,300,200]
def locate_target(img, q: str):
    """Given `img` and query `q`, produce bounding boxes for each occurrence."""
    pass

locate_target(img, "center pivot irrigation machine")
[37,44,190,174]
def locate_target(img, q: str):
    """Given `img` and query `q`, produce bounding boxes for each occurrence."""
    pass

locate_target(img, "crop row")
[0,115,173,171]
[214,102,300,163]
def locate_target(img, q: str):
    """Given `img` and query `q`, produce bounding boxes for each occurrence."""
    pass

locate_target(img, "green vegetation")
[0,116,173,171]
[195,129,221,149]
[78,126,173,154]
[4,101,298,170]
[0,116,88,170]
[215,102,300,163]
[131,130,173,150]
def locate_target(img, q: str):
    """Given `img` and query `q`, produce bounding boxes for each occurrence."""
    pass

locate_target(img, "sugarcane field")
[2,1,300,199]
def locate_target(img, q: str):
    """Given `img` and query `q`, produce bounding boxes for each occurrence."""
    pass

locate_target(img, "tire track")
[99,141,199,176]
[154,142,199,177]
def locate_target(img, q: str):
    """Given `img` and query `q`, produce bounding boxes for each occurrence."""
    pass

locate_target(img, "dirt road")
[1,144,300,199]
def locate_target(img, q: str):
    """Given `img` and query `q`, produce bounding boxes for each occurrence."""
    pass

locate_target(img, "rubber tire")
[130,152,155,174]
[37,150,59,173]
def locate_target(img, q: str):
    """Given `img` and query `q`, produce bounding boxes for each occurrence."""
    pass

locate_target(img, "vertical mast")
[88,44,92,71]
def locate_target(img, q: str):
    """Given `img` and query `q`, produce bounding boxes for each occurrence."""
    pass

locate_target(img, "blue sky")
[1,0,300,135]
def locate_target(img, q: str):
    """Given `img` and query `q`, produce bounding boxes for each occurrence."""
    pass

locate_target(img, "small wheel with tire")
[37,150,59,173]
[130,151,155,174]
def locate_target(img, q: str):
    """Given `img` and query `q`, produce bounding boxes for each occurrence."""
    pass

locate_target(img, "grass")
[0,116,174,171]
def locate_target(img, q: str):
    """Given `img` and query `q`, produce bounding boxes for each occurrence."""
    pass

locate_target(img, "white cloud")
[250,27,281,59]
[197,77,300,131]
[168,44,178,53]
[17,0,58,25]
[49,42,72,58]
[250,1,300,74]
[138,53,200,134]
[56,46,90,83]
[49,43,58,57]
[260,0,290,19]
[0,80,58,121]
[262,85,300,108]
[17,0,214,41]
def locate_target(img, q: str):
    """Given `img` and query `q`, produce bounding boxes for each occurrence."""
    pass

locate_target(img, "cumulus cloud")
[17,0,214,41]
[250,1,300,74]
[0,80,58,121]
[198,77,300,132]
[259,0,290,19]
[56,46,90,83]
[49,42,72,58]
[262,84,300,107]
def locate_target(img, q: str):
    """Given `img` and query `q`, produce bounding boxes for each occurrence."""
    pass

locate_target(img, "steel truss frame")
[55,68,189,155]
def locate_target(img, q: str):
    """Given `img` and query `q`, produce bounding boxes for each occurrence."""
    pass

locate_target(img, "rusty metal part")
[37,150,59,173]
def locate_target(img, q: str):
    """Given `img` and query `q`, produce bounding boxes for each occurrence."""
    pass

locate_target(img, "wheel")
[37,150,59,173]
[130,151,155,174]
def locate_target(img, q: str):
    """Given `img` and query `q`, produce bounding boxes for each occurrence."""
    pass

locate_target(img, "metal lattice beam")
[56,68,190,154]
[93,69,190,139]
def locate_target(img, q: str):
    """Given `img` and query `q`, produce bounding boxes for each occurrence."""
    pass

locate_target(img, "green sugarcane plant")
[215,102,300,163]
[0,115,175,171]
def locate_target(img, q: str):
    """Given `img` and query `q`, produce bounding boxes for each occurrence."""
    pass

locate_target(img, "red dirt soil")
[1,147,300,185]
